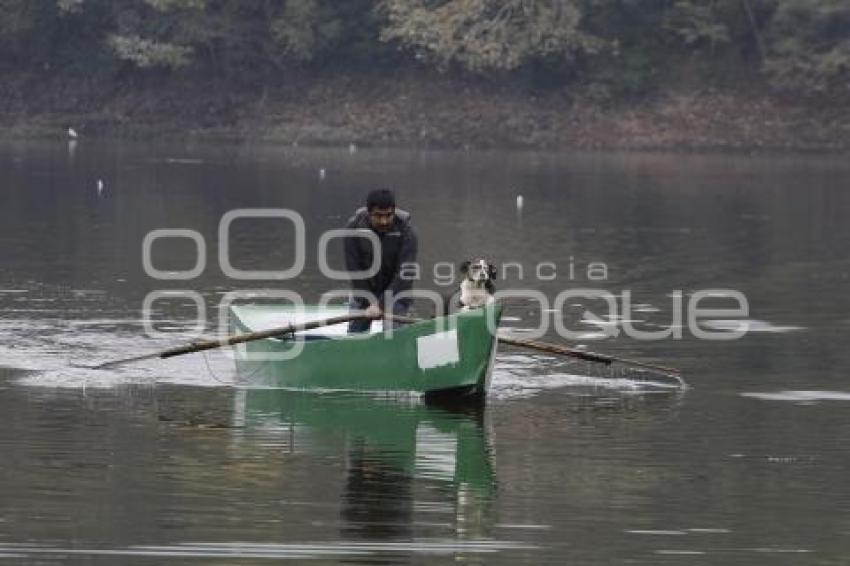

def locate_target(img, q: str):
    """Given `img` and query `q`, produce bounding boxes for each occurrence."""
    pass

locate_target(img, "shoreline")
[1,71,847,153]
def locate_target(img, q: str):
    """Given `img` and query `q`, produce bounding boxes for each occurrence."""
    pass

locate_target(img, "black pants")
[348,297,411,333]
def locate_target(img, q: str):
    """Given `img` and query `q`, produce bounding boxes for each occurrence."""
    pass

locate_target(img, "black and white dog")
[457,259,497,309]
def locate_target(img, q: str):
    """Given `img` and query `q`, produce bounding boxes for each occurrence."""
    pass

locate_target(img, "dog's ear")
[488,264,497,280]
[459,261,471,274]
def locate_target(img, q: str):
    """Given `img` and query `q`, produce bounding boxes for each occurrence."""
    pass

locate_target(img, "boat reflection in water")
[231,389,497,541]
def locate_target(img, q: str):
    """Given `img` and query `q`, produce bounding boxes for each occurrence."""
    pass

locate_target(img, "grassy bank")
[1,70,847,152]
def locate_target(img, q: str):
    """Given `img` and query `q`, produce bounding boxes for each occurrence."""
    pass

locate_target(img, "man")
[344,189,418,332]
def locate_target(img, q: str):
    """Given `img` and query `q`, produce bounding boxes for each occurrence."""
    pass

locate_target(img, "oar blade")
[606,363,686,388]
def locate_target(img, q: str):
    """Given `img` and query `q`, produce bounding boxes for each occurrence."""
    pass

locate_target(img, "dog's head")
[460,259,497,288]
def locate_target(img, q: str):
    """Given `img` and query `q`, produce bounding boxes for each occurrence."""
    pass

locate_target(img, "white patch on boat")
[416,330,460,370]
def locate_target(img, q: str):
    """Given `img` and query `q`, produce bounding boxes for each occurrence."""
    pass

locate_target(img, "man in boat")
[344,189,418,332]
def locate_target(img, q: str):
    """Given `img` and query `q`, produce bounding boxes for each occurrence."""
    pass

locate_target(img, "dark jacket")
[344,207,418,305]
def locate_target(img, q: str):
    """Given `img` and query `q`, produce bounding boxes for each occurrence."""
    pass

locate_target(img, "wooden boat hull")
[229,304,502,399]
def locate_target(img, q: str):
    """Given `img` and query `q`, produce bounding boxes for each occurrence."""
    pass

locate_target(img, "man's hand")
[365,305,383,318]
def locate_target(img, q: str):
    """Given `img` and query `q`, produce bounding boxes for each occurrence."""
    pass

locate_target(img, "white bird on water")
[349,143,357,154]
[516,195,524,209]
[97,179,104,195]
[67,127,78,139]
[319,168,327,180]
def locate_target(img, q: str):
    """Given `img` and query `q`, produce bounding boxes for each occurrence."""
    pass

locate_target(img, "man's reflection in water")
[340,418,498,544]
[341,439,414,540]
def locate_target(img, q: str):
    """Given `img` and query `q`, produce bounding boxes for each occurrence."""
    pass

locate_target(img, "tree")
[378,0,605,73]
[663,1,731,50]
[107,34,193,69]
[270,0,343,62]
[0,0,60,66]
[764,0,850,95]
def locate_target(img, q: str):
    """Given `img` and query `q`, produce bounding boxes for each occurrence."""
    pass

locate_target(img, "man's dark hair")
[366,189,396,211]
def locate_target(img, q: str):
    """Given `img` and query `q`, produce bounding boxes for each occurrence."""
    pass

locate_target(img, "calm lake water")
[1,139,849,564]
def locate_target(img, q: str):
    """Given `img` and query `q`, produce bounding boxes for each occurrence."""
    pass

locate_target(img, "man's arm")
[387,226,419,297]
[344,231,373,294]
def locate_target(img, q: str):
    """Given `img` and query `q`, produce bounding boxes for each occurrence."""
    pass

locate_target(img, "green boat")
[228,303,502,401]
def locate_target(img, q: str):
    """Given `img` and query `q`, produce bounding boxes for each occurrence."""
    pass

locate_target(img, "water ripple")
[741,390,850,402]
[0,540,536,560]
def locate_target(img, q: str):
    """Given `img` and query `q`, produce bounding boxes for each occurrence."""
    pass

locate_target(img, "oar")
[86,313,375,370]
[388,314,685,386]
[496,334,683,379]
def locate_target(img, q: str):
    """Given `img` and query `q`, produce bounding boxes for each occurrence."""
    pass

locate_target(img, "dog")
[457,258,497,309]
[440,259,497,316]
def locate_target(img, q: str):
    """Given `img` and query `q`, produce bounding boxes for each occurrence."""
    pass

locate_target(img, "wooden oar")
[496,334,683,379]
[388,314,685,386]
[86,313,374,370]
